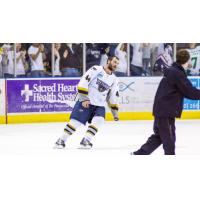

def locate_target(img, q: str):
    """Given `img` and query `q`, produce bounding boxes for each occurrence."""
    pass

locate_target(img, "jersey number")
[191,57,197,69]
[85,75,91,82]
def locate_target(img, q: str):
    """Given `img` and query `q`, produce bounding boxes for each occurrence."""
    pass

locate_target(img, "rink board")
[0,116,6,124]
[0,79,6,124]
[6,111,200,124]
[5,77,200,123]
[6,78,78,124]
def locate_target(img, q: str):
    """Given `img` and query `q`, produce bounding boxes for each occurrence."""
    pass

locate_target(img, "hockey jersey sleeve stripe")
[109,103,119,110]
[78,86,88,92]
[78,87,88,95]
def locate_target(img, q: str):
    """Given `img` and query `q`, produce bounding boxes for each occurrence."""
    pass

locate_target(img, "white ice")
[0,119,200,155]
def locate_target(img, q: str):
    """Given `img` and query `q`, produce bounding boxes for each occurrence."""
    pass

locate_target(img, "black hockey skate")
[79,138,93,149]
[54,138,65,149]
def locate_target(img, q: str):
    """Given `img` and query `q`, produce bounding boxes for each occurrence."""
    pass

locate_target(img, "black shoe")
[130,149,147,155]
[80,138,93,149]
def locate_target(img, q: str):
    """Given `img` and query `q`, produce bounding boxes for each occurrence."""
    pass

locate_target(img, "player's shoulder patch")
[92,65,102,71]
[90,65,102,74]
[92,66,97,70]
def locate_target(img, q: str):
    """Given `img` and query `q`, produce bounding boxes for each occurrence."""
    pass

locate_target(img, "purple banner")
[7,79,79,113]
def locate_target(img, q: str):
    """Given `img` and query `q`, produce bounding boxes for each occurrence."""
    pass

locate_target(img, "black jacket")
[153,62,200,118]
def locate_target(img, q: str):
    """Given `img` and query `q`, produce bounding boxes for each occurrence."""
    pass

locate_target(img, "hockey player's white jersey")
[77,65,119,109]
[188,46,200,75]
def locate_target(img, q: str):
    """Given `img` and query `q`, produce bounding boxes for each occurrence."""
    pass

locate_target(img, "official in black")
[132,49,200,155]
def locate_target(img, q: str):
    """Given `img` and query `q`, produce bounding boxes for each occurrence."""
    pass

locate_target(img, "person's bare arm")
[29,48,41,60]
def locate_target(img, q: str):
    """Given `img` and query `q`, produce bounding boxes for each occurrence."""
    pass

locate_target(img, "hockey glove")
[111,108,119,121]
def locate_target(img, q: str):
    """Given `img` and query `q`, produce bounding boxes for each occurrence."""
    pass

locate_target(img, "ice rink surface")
[1,120,200,200]
[1,119,200,155]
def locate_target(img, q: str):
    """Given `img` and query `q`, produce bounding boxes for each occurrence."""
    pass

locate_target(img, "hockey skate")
[54,138,65,149]
[79,138,93,149]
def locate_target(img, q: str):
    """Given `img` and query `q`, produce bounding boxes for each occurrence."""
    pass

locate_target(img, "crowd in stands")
[130,43,173,76]
[0,43,83,78]
[86,43,128,76]
[0,43,199,78]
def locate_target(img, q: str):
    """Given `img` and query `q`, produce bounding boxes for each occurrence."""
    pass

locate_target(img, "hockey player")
[131,49,200,155]
[187,43,200,76]
[54,56,120,149]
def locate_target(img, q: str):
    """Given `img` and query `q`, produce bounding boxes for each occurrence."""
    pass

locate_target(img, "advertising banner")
[7,78,79,114]
[6,77,200,116]
[118,77,200,112]
[118,77,161,112]
[183,77,200,110]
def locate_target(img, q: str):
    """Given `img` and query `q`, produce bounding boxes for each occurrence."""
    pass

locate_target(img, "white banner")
[118,77,161,112]
[0,79,5,115]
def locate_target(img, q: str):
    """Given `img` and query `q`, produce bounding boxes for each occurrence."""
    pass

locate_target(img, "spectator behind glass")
[153,44,173,76]
[114,43,127,76]
[187,43,200,76]
[1,44,14,78]
[16,43,27,78]
[59,44,81,77]
[130,43,144,76]
[0,47,2,78]
[28,43,46,77]
[43,43,52,77]
[54,43,61,77]
[69,43,83,75]
[149,43,164,75]
[142,43,151,76]
[86,43,101,70]
[100,45,110,67]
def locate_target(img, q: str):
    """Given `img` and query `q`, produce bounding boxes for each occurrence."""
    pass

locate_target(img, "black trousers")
[135,117,176,155]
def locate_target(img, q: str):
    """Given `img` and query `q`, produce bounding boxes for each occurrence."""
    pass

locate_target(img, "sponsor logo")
[21,84,33,102]
[20,83,77,103]
[96,78,110,92]
[119,82,134,92]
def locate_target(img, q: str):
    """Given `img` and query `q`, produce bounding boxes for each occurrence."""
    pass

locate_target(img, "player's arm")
[29,49,40,61]
[77,66,100,106]
[107,78,120,121]
[115,43,122,55]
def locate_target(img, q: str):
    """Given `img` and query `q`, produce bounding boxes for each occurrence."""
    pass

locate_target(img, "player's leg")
[54,101,92,149]
[132,117,162,155]
[80,116,104,148]
[54,119,82,149]
[80,106,105,149]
